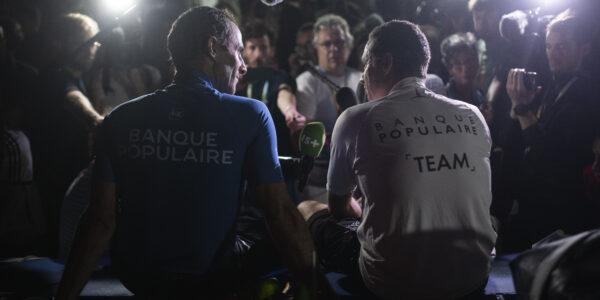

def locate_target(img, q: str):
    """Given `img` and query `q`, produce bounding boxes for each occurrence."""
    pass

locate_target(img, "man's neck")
[454,82,473,101]
[322,65,345,77]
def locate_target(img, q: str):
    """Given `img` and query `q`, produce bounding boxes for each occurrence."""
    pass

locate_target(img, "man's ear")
[381,53,394,76]
[207,36,218,61]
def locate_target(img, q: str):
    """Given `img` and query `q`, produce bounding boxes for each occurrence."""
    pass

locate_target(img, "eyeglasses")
[318,40,345,49]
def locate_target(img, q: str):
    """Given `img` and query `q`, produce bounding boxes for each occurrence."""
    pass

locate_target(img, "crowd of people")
[1,0,599,299]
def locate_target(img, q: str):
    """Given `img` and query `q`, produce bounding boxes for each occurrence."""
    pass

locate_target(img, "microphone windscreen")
[298,122,326,158]
[336,86,358,113]
[500,10,528,42]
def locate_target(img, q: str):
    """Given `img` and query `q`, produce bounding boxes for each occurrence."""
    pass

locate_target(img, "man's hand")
[506,68,540,129]
[328,192,362,220]
[506,68,540,107]
[285,106,307,133]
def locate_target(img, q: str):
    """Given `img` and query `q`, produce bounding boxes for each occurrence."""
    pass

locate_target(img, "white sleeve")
[327,108,359,195]
[295,72,317,121]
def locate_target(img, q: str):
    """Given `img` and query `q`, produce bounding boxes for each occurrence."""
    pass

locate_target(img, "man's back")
[95,69,282,277]
[329,77,496,299]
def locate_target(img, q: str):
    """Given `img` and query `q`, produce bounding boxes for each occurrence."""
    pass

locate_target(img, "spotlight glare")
[103,0,136,15]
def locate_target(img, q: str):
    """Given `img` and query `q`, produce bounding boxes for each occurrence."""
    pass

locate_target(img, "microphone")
[297,122,326,192]
[335,86,358,114]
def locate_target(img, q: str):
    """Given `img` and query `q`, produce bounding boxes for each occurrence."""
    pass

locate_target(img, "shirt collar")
[173,68,218,91]
[388,77,427,97]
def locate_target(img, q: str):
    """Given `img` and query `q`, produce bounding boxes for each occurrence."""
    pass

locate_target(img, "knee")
[297,200,328,221]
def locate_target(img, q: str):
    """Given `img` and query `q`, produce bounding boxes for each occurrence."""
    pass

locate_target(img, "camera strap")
[537,76,578,119]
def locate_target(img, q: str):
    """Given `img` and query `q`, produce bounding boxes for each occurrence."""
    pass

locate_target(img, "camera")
[523,71,538,90]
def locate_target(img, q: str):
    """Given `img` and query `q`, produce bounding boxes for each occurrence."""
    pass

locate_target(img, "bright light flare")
[543,0,559,8]
[103,0,137,16]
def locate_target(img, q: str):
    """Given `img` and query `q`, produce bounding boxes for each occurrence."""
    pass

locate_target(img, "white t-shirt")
[295,66,362,133]
[327,77,496,300]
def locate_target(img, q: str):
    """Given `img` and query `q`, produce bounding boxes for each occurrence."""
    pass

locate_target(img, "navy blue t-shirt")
[94,69,283,277]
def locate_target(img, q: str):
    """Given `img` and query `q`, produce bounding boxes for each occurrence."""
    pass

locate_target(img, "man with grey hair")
[298,20,496,299]
[295,14,362,203]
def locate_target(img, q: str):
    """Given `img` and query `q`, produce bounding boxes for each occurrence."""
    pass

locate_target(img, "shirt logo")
[169,109,184,120]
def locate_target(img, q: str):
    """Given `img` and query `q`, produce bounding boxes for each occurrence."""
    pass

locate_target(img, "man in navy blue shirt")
[56,7,324,299]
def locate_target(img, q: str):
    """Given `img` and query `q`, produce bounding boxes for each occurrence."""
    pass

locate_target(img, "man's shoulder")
[426,90,481,112]
[296,69,321,84]
[221,93,269,113]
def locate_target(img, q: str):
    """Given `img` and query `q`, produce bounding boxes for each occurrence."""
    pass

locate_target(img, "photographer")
[505,15,600,251]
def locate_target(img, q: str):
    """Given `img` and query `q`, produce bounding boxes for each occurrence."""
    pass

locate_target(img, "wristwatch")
[513,104,532,116]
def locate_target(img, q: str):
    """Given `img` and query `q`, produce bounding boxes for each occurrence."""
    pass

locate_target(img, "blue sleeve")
[245,102,284,185]
[92,114,116,183]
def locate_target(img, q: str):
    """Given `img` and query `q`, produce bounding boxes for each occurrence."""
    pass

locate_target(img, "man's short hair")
[440,32,478,68]
[167,6,236,70]
[312,14,354,50]
[364,20,431,78]
[53,13,99,46]
[547,16,595,46]
[243,20,274,44]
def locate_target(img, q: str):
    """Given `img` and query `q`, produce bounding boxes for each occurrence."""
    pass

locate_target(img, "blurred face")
[545,29,588,76]
[68,29,100,72]
[472,9,501,42]
[214,21,247,94]
[243,34,272,68]
[447,49,478,87]
[315,27,348,75]
[294,29,316,62]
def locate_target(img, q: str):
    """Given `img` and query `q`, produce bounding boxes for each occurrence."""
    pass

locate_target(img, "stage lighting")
[103,0,137,16]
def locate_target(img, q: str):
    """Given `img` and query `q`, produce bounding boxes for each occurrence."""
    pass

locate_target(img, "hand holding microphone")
[297,122,326,192]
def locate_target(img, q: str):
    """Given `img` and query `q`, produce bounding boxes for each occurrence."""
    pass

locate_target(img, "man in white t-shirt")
[295,14,362,202]
[298,20,496,300]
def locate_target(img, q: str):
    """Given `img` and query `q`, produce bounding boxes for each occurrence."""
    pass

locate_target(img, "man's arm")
[276,84,306,132]
[328,192,362,219]
[254,182,314,278]
[55,181,116,300]
[65,90,104,127]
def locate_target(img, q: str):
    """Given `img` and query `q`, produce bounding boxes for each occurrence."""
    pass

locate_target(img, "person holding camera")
[505,15,600,251]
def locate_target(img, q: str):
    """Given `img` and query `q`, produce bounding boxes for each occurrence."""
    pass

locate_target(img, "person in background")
[505,15,600,251]
[295,14,362,203]
[28,13,102,256]
[440,32,485,107]
[288,22,317,78]
[237,20,306,155]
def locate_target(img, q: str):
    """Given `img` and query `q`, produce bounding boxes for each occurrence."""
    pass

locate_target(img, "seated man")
[299,20,497,300]
[56,7,330,299]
